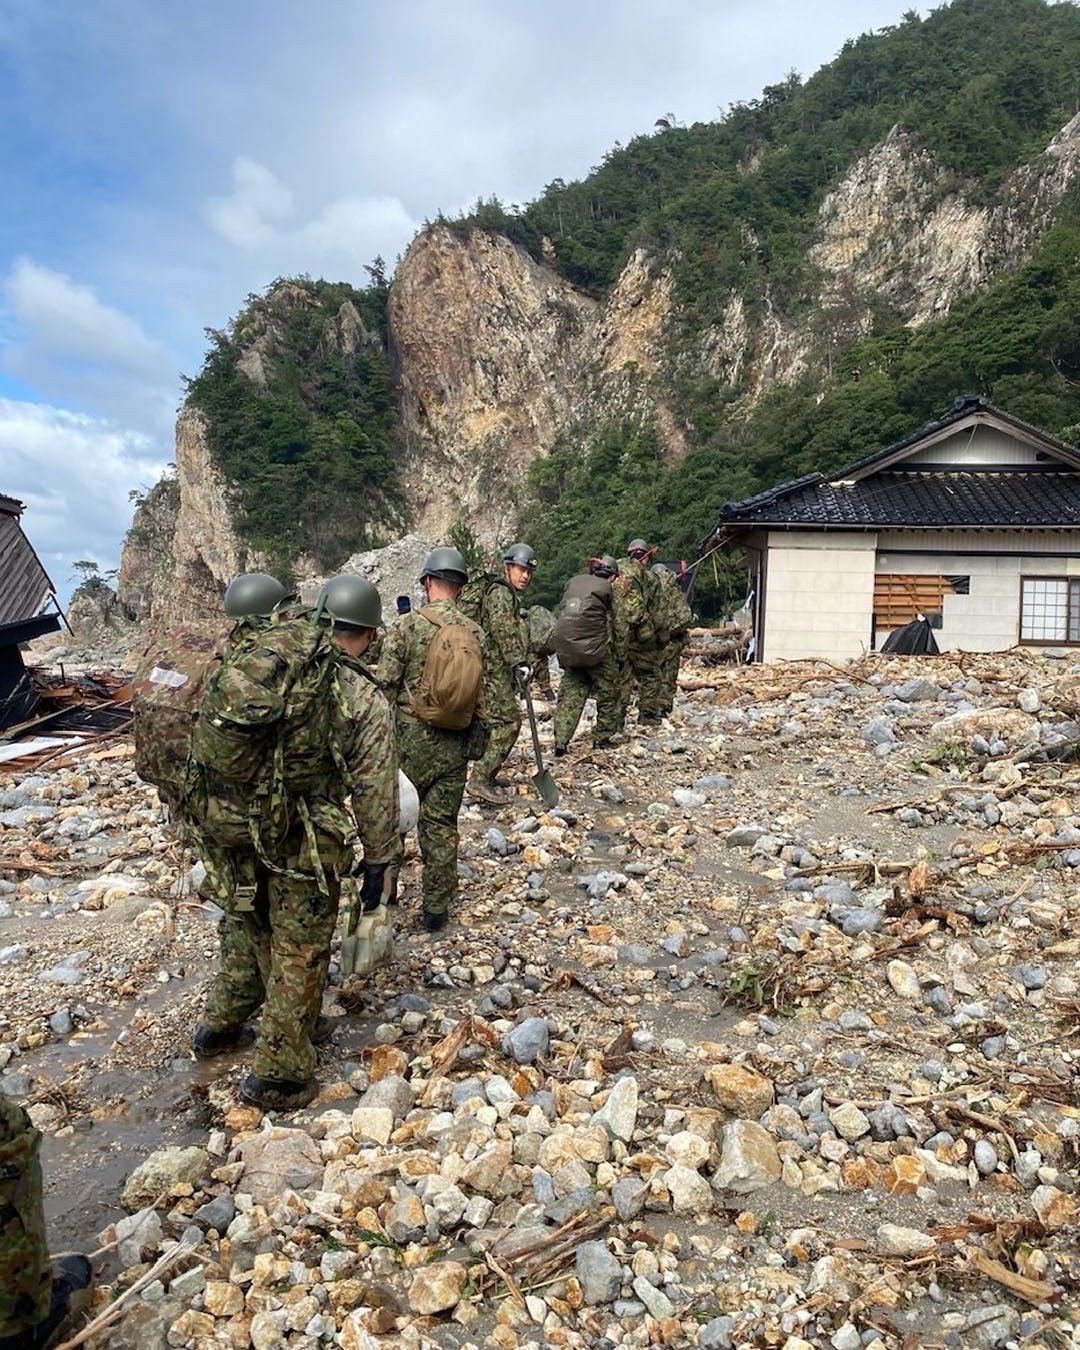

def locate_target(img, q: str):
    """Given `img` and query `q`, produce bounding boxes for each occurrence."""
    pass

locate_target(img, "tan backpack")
[411,606,484,730]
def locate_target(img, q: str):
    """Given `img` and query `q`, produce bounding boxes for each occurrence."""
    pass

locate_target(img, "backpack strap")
[419,605,449,628]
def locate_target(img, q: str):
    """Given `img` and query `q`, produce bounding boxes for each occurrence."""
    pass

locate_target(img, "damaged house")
[710,397,1080,662]
[0,493,62,727]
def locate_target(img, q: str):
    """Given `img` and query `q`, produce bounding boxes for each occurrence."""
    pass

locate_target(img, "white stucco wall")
[763,531,877,661]
[911,424,1046,466]
[876,531,1080,652]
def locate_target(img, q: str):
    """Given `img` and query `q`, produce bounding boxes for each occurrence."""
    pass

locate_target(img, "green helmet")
[503,542,536,569]
[420,546,468,583]
[651,563,669,576]
[223,571,287,619]
[627,538,649,556]
[589,554,618,579]
[317,573,382,629]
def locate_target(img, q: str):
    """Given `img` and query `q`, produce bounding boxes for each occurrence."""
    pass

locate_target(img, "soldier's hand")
[356,861,393,912]
[512,663,531,695]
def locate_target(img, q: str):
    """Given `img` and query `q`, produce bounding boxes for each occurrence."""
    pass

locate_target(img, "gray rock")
[358,1073,415,1120]
[923,986,954,1017]
[862,716,896,746]
[612,1176,646,1221]
[502,1017,549,1065]
[974,1140,998,1176]
[1017,688,1041,714]
[725,824,767,849]
[0,945,27,965]
[672,788,706,810]
[575,1241,622,1305]
[114,1207,163,1266]
[450,1077,485,1107]
[962,1304,1019,1349]
[0,1071,31,1096]
[122,1146,210,1210]
[48,1009,73,1036]
[193,1194,236,1231]
[592,1075,638,1143]
[694,775,732,794]
[699,1316,735,1349]
[895,678,940,702]
[632,1275,673,1318]
[840,909,883,936]
[1012,964,1047,991]
[39,965,85,986]
[616,944,650,966]
[980,1036,1005,1061]
[486,827,509,856]
[0,900,11,919]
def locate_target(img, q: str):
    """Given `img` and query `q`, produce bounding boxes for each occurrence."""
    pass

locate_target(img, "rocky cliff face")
[122,111,1080,618]
[389,231,683,539]
[119,409,253,624]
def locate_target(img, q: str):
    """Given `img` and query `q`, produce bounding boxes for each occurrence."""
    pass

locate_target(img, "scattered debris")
[1,647,1079,1347]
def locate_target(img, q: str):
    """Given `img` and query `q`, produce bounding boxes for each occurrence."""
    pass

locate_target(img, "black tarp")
[881,616,940,655]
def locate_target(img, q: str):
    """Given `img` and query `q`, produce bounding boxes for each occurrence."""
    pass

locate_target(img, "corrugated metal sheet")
[0,501,55,627]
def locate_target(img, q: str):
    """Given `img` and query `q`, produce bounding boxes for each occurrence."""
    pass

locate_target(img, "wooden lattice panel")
[873,574,947,628]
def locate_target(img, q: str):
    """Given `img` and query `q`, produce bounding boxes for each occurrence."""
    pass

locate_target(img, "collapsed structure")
[0,494,61,728]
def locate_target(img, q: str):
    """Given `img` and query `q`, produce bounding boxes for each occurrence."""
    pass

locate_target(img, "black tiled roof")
[719,469,1080,528]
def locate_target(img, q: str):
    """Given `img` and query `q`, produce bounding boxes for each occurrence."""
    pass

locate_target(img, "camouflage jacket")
[613,556,662,646]
[654,569,694,641]
[335,660,400,866]
[477,578,529,673]
[375,599,486,727]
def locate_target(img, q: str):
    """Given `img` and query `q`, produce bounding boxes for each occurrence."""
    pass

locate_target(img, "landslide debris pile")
[2,651,1079,1348]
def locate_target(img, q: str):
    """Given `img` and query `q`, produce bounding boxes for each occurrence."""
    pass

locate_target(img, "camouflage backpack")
[131,623,232,808]
[655,571,694,640]
[188,609,346,850]
[457,572,508,625]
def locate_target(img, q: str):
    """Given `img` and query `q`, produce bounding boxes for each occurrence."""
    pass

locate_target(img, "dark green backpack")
[188,609,345,850]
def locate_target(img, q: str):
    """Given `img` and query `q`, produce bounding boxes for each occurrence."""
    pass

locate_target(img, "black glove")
[356,861,392,913]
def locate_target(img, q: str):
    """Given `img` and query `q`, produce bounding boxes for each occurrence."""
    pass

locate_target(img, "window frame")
[1018,574,1080,646]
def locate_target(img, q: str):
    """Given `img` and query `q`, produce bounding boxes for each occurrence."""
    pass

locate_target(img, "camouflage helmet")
[317,573,382,629]
[651,563,669,576]
[627,538,649,556]
[420,546,468,584]
[503,542,537,569]
[588,554,618,579]
[223,571,287,619]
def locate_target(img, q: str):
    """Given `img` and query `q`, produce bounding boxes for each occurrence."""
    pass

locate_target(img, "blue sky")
[0,0,920,603]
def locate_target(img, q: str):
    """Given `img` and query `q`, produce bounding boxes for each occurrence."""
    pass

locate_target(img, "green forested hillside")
[500,0,1080,608]
[182,0,1080,609]
[184,276,400,578]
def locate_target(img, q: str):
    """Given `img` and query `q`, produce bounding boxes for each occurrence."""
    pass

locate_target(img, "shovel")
[522,683,559,809]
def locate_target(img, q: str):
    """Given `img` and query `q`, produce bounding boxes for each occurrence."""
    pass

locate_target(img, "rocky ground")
[2,649,1080,1349]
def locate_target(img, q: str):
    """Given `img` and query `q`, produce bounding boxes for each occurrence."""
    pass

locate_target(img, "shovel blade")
[532,768,560,809]
[340,934,359,977]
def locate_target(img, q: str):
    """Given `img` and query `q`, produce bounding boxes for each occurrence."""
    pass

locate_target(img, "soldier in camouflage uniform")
[651,563,694,715]
[463,543,536,805]
[0,1095,91,1349]
[195,574,400,1111]
[614,538,667,725]
[553,556,626,754]
[377,547,484,931]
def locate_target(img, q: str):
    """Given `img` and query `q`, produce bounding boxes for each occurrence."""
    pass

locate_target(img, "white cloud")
[6,257,166,376]
[204,156,295,247]
[0,397,167,601]
[204,156,419,278]
[1,258,179,439]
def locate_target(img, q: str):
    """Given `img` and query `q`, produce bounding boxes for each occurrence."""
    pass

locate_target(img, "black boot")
[239,1074,317,1110]
[554,743,567,758]
[192,1023,256,1059]
[312,1014,336,1045]
[0,1255,94,1350]
[422,909,448,933]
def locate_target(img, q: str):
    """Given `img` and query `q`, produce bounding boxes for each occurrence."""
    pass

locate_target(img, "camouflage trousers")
[618,642,665,723]
[200,829,345,1083]
[472,663,521,784]
[657,637,687,713]
[399,721,469,917]
[554,656,621,749]
[0,1096,50,1343]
